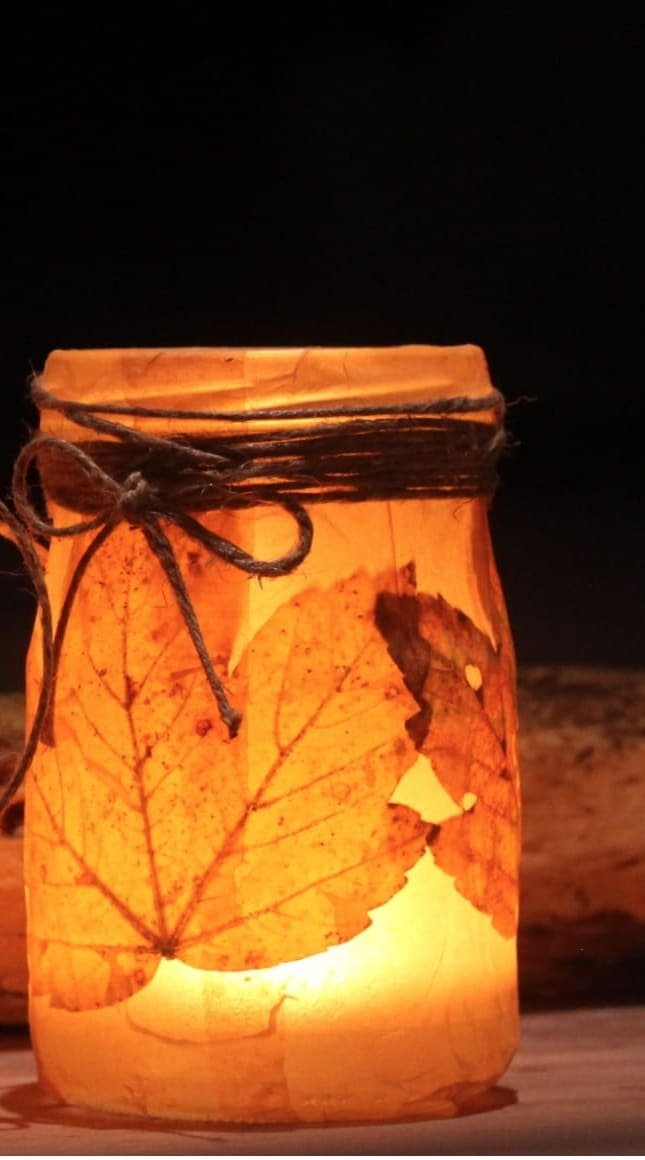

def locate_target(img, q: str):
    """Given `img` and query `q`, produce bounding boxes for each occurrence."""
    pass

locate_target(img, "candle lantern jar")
[24,346,520,1123]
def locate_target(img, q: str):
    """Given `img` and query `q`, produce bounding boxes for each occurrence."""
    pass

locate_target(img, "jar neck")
[38,345,497,442]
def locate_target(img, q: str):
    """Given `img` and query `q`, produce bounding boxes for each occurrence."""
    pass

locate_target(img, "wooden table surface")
[1,1006,644,1155]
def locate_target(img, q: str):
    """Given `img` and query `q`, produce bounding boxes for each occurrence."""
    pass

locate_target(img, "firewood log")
[0,693,27,1025]
[518,666,645,1008]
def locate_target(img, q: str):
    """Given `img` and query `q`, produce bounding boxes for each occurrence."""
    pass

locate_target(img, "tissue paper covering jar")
[25,345,519,1122]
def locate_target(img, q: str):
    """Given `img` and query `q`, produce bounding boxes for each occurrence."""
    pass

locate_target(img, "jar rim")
[41,345,491,409]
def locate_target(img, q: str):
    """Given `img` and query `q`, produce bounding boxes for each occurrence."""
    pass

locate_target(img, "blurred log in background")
[518,665,645,1010]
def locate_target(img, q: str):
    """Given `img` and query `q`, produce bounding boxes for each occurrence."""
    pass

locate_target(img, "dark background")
[1,10,643,690]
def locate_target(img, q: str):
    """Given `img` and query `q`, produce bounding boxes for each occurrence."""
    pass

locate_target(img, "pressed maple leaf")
[376,573,519,938]
[26,528,429,1011]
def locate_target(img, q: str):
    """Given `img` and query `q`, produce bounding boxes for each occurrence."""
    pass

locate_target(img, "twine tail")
[143,518,242,739]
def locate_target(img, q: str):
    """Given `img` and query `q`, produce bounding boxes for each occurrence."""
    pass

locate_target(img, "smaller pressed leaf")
[376,578,519,938]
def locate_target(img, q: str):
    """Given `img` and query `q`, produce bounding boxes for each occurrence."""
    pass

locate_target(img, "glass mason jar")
[25,346,519,1123]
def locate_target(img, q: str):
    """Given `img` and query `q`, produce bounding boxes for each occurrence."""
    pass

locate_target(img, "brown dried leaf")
[27,532,428,1011]
[376,580,519,938]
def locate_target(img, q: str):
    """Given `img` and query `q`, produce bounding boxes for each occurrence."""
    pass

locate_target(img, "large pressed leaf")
[26,530,429,1011]
[376,576,519,938]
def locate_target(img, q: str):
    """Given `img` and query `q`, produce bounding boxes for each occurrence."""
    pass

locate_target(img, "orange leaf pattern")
[26,532,429,1011]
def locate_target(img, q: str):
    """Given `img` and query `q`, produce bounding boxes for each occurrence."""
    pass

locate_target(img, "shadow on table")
[0,1079,516,1147]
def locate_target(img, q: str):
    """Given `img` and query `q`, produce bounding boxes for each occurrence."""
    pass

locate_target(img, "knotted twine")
[0,375,505,814]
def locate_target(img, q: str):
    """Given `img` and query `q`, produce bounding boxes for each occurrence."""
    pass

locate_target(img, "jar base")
[36,1064,515,1126]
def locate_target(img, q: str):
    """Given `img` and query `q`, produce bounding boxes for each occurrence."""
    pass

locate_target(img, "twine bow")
[0,395,314,814]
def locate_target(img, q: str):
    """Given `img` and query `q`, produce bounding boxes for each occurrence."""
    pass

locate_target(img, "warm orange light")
[25,346,519,1122]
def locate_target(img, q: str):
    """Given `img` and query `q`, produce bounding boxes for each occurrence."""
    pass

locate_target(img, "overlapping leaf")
[376,577,519,937]
[26,529,429,1010]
